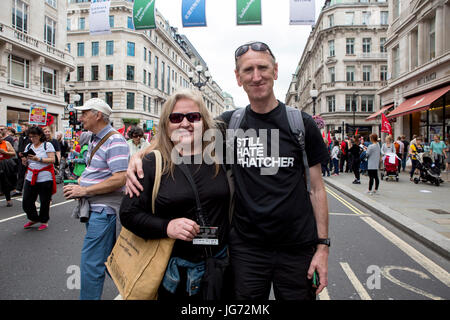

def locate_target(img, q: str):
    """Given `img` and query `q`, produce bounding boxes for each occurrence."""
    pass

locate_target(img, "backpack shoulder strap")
[285,106,311,193]
[151,149,162,214]
[228,108,246,130]
[87,130,119,167]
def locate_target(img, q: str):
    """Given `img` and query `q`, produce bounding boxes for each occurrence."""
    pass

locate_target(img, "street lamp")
[188,64,211,90]
[310,85,318,116]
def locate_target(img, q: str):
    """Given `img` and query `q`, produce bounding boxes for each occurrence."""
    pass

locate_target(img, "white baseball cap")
[74,98,112,116]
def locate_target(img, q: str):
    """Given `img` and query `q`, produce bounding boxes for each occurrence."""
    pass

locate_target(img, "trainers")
[366,190,373,195]
[24,221,38,229]
[38,224,48,231]
[352,180,361,184]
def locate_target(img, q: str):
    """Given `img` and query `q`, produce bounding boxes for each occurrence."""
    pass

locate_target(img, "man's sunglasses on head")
[169,112,202,124]
[235,42,275,61]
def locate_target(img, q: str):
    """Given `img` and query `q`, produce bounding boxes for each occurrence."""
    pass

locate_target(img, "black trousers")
[0,172,11,201]
[229,228,316,300]
[368,170,379,191]
[352,159,361,181]
[15,161,27,192]
[22,180,53,223]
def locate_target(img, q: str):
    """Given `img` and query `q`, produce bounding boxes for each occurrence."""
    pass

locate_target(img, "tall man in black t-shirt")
[126,42,330,300]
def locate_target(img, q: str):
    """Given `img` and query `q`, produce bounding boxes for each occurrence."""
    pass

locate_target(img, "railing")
[358,53,388,60]
[0,23,73,65]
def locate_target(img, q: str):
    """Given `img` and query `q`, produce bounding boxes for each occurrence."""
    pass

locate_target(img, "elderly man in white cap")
[63,98,129,300]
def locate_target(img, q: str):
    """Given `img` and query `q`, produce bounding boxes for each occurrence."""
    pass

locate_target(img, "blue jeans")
[80,209,116,300]
[333,158,339,174]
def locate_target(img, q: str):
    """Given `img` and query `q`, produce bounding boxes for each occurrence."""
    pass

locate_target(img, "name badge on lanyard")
[193,226,219,246]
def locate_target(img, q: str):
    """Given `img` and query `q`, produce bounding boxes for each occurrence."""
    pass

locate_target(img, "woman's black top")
[120,152,230,263]
[349,144,362,161]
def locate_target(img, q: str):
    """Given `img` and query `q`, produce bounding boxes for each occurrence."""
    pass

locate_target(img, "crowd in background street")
[321,131,450,194]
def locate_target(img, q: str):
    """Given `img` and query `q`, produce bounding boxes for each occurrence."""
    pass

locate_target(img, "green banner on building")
[236,0,261,25]
[133,0,156,30]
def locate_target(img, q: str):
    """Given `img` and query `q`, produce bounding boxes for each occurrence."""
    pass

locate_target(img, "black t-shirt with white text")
[220,102,329,248]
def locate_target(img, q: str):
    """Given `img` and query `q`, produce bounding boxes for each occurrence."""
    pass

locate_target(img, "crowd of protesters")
[321,131,449,193]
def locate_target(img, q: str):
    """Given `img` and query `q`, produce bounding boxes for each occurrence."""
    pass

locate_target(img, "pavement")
[323,165,450,260]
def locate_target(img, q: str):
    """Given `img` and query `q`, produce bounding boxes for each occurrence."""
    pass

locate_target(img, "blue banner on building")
[182,0,207,27]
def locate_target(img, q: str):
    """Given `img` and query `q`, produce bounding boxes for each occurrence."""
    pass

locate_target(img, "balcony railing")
[0,23,74,66]
[358,52,388,60]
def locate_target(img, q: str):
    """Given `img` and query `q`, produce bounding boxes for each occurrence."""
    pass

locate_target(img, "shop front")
[387,84,450,143]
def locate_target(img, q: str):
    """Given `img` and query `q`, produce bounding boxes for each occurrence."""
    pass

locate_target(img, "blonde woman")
[120,89,230,300]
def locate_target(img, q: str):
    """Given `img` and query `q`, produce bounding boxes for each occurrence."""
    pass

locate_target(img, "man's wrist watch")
[317,238,331,247]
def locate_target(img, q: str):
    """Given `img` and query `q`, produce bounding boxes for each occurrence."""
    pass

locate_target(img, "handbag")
[178,163,230,300]
[105,150,175,300]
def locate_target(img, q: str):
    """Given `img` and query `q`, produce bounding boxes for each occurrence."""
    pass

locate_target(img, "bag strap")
[178,163,208,227]
[285,106,311,193]
[228,108,246,131]
[87,130,119,167]
[151,149,162,214]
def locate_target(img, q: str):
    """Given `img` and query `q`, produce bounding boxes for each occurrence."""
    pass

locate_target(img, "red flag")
[117,125,125,135]
[125,125,132,138]
[355,128,359,136]
[381,114,392,135]
[322,131,325,139]
[327,131,332,144]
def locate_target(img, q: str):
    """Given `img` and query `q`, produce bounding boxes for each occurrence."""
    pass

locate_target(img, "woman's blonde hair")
[147,89,220,176]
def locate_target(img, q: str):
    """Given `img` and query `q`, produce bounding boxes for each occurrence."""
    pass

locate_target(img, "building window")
[328,14,334,27]
[346,66,355,82]
[346,38,355,55]
[44,16,56,47]
[77,42,85,57]
[127,92,135,109]
[328,40,335,57]
[328,67,335,83]
[161,61,165,92]
[91,92,98,99]
[167,66,171,95]
[12,0,28,33]
[380,11,388,25]
[106,64,113,80]
[345,12,354,25]
[393,46,400,78]
[77,66,84,81]
[127,65,135,81]
[393,0,401,19]
[361,95,374,112]
[91,41,99,56]
[380,65,388,81]
[79,17,85,30]
[154,56,159,89]
[363,38,371,53]
[346,95,357,112]
[144,47,147,62]
[106,40,114,55]
[67,43,71,53]
[127,16,134,29]
[105,92,113,108]
[127,42,135,56]
[67,18,71,31]
[327,96,336,112]
[429,17,436,60]
[143,95,147,111]
[362,11,371,25]
[45,0,56,8]
[109,15,114,28]
[363,65,371,82]
[8,54,30,88]
[91,65,99,81]
[380,38,387,53]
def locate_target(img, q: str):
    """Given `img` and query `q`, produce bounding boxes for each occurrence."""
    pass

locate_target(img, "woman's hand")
[167,218,200,242]
[125,152,145,197]
[28,155,39,162]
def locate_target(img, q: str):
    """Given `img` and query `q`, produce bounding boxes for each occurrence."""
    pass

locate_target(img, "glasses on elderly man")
[234,42,275,61]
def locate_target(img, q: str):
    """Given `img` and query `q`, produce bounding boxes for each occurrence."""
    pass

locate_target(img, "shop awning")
[386,84,450,119]
[365,104,393,121]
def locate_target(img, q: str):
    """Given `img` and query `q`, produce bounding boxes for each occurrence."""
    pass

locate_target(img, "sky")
[154,0,326,108]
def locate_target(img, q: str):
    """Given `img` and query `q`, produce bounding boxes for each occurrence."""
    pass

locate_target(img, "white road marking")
[318,288,331,300]
[114,294,123,300]
[340,262,372,300]
[361,216,450,288]
[0,199,75,224]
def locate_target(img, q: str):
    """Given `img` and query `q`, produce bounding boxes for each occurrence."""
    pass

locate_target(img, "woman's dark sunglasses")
[169,112,202,124]
[234,42,275,61]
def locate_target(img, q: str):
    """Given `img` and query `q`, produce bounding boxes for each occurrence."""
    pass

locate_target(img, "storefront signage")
[417,72,436,86]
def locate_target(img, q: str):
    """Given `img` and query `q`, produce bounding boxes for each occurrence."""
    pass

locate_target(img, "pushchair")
[413,152,443,186]
[381,153,400,181]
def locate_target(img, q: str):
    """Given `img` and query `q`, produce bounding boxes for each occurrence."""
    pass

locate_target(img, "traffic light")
[69,110,77,126]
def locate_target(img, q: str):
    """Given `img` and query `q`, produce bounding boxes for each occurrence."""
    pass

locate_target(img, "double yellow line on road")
[325,187,366,216]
